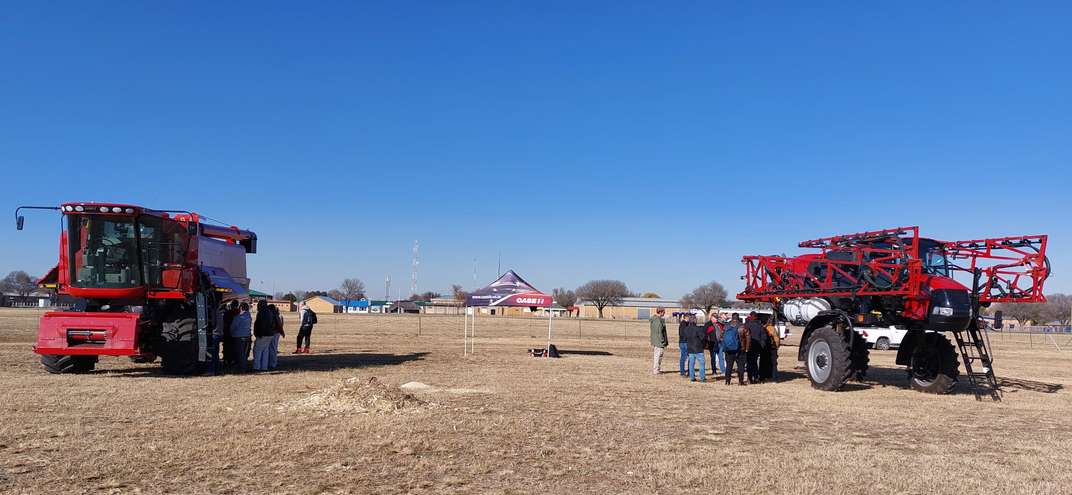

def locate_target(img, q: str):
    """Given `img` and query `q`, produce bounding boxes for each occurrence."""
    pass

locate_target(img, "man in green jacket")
[649,307,668,375]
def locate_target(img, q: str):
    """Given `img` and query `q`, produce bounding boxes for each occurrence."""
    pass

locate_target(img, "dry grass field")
[1,307,1070,494]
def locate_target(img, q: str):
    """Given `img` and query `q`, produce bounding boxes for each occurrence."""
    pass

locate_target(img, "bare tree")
[576,280,629,318]
[412,291,441,302]
[995,301,1043,326]
[292,290,308,302]
[552,288,577,308]
[340,278,366,303]
[451,284,467,303]
[327,289,345,301]
[1,271,37,303]
[680,281,728,317]
[1039,293,1071,325]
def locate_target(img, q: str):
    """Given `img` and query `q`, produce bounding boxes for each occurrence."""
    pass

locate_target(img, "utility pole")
[473,258,478,285]
[385,275,391,301]
[411,240,419,299]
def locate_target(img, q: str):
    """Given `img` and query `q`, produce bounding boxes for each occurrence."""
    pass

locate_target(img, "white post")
[546,307,553,357]
[463,308,469,356]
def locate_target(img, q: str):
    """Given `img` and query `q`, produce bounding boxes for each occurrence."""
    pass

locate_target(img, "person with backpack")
[295,302,318,354]
[721,314,749,385]
[684,318,707,382]
[251,300,276,371]
[704,313,725,376]
[268,304,285,370]
[677,314,692,377]
[745,311,769,383]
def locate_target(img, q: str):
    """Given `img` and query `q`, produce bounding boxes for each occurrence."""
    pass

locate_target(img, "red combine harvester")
[15,203,256,374]
[737,226,1049,399]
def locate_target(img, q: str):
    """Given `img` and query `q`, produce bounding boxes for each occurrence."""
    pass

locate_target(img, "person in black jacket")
[685,321,707,382]
[677,314,692,377]
[744,312,769,383]
[252,300,276,371]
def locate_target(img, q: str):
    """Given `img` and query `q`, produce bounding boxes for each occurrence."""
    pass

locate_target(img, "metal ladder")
[952,323,1000,401]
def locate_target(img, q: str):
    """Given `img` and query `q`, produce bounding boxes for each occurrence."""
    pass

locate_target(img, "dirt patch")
[290,377,427,415]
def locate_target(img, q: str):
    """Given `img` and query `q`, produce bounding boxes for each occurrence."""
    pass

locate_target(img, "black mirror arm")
[14,205,61,230]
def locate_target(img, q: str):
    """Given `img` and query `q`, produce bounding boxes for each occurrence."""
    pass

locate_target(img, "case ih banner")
[465,270,553,307]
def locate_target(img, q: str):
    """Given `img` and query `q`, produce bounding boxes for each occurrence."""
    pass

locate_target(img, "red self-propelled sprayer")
[737,226,1049,399]
[15,203,256,374]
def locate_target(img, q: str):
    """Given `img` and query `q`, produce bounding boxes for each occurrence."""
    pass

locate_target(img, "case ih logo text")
[515,297,546,305]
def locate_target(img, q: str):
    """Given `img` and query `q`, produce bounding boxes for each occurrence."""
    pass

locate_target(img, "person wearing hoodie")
[721,314,749,385]
[229,302,252,372]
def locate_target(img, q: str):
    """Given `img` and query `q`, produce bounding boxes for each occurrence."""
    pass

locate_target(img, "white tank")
[781,298,831,325]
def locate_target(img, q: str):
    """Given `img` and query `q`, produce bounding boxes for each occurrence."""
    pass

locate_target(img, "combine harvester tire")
[41,354,97,374]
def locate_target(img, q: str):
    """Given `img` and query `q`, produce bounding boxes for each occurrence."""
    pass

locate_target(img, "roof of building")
[303,295,341,305]
[249,289,271,298]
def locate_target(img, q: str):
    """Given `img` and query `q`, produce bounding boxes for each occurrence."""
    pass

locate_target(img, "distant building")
[424,297,464,315]
[302,295,342,314]
[576,297,686,320]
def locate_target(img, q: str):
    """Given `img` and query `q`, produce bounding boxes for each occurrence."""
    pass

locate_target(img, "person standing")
[705,313,725,376]
[221,300,239,366]
[685,319,707,382]
[649,307,668,375]
[677,314,691,377]
[295,303,317,354]
[745,311,769,383]
[252,301,276,371]
[722,315,749,385]
[229,302,252,372]
[765,319,781,381]
[268,304,285,371]
[206,304,225,376]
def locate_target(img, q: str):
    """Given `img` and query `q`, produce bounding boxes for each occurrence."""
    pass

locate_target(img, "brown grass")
[1,307,1070,494]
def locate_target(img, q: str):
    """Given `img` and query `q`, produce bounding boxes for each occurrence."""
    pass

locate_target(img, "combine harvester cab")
[15,203,256,374]
[738,226,1049,400]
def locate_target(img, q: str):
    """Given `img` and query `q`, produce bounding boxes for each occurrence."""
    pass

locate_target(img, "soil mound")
[292,377,425,414]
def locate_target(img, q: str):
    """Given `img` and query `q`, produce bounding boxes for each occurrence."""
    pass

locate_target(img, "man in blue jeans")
[685,320,707,382]
[705,313,726,375]
[677,314,692,377]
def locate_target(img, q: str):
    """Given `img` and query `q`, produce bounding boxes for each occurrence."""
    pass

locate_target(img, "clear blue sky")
[3,2,1070,299]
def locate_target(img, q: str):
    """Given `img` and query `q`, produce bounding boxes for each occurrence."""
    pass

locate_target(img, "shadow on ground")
[557,350,613,356]
[997,376,1063,394]
[103,352,429,378]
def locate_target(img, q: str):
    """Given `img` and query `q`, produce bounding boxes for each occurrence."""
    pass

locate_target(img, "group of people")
[206,300,318,374]
[650,308,780,385]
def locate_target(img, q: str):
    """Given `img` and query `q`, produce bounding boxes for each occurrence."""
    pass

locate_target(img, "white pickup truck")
[854,326,907,351]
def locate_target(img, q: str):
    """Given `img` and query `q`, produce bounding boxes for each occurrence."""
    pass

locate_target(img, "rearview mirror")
[993,310,1003,330]
[16,215,24,230]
